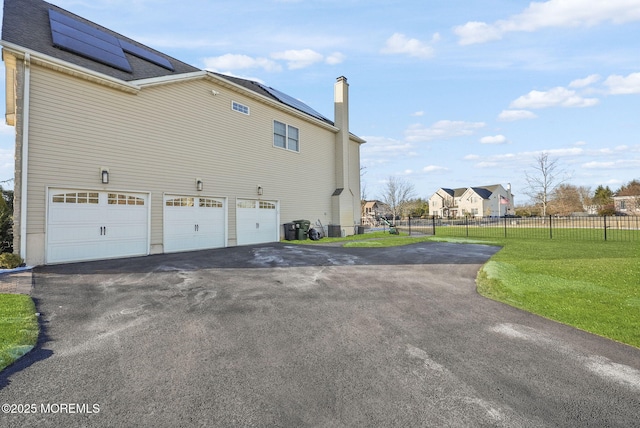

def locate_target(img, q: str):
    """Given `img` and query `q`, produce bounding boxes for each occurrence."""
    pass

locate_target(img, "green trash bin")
[293,220,311,240]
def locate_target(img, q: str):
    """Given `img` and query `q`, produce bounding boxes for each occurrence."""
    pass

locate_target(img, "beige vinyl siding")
[349,139,361,225]
[25,64,343,261]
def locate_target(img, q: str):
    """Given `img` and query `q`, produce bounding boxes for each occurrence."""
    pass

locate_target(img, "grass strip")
[0,294,39,371]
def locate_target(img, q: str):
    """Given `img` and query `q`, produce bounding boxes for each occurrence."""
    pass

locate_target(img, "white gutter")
[19,53,30,260]
[132,71,207,87]
[0,41,141,94]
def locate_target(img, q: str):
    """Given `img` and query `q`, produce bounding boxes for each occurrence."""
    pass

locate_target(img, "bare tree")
[524,152,569,216]
[379,176,415,221]
[549,184,588,216]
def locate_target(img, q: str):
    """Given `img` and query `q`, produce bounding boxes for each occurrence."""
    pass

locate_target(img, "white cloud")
[569,74,601,88]
[454,0,640,45]
[0,123,15,136]
[465,148,586,171]
[582,159,640,169]
[475,161,499,168]
[453,21,502,45]
[380,33,435,59]
[360,136,415,166]
[203,54,281,72]
[206,50,345,71]
[405,120,486,143]
[423,165,448,173]
[510,87,599,109]
[0,147,14,182]
[325,52,346,65]
[271,49,324,69]
[498,110,538,121]
[480,135,508,145]
[411,111,425,117]
[604,72,640,94]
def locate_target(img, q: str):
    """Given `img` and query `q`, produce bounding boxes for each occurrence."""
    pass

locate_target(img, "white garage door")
[47,190,149,264]
[236,199,279,246]
[163,195,226,253]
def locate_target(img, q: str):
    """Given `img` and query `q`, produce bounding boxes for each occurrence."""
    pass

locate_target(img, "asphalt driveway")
[1,242,639,427]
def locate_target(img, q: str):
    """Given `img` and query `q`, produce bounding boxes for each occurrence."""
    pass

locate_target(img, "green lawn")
[476,238,640,348]
[295,232,640,348]
[0,294,39,371]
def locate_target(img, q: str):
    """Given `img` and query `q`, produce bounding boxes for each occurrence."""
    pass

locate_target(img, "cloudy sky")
[1,0,640,203]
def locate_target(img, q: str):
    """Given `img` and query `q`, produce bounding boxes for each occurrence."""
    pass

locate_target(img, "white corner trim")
[19,53,30,260]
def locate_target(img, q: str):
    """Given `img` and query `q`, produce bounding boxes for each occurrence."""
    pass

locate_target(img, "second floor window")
[274,120,299,152]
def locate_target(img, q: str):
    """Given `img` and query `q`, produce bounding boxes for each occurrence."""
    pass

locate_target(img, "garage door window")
[166,197,195,207]
[52,192,99,204]
[237,200,256,209]
[109,193,145,206]
[200,198,223,208]
[259,201,276,209]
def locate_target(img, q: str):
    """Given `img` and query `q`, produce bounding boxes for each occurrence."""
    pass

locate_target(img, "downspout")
[19,53,30,260]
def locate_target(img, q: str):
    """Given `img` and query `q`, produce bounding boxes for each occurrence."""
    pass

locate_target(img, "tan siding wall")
[25,65,350,262]
[349,139,361,225]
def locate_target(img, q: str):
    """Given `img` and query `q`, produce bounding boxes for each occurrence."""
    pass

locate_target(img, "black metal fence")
[393,216,640,241]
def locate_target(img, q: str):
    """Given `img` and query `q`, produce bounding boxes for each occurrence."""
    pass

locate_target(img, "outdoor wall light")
[257,186,263,196]
[196,179,203,191]
[100,167,109,184]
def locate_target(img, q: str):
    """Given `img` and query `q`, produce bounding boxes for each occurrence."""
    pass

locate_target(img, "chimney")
[331,76,354,232]
[334,76,349,189]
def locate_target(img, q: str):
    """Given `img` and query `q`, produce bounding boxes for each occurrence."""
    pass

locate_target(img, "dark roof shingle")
[2,0,200,80]
[2,0,335,126]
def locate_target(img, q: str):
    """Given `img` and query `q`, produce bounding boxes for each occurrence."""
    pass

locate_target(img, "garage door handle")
[195,224,199,232]
[100,226,106,235]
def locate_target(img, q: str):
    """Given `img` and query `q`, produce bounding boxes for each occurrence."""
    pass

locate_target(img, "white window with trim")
[232,101,250,115]
[274,120,299,152]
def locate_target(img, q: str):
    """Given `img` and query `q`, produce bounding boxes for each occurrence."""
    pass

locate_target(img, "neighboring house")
[428,184,514,218]
[361,200,390,226]
[429,187,466,218]
[1,0,365,265]
[614,195,640,215]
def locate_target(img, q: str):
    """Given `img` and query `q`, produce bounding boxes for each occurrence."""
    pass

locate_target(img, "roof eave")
[1,40,141,94]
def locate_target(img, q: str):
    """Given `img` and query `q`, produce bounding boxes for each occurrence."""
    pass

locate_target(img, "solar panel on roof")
[50,20,122,56]
[119,40,174,71]
[257,83,331,122]
[49,9,131,72]
[48,9,174,73]
[51,32,132,72]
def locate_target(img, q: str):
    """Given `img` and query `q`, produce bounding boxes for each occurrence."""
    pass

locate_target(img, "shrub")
[598,203,616,216]
[0,253,24,269]
[0,188,13,253]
